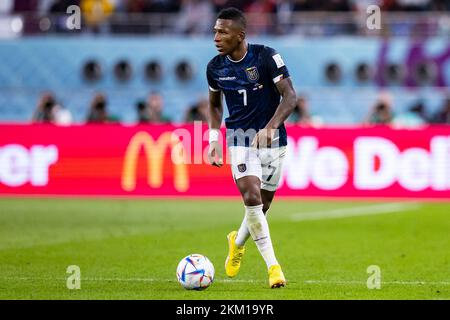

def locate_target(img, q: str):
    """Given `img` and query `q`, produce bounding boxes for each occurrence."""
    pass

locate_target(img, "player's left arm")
[253,77,297,147]
[266,77,297,131]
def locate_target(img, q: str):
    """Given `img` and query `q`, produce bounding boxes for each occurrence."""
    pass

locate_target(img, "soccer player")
[206,8,296,288]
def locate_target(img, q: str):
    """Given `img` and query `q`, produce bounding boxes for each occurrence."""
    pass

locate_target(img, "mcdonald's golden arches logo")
[121,131,189,192]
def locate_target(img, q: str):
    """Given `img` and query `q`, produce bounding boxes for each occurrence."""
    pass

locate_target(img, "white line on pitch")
[303,280,450,286]
[290,202,421,222]
[1,276,449,286]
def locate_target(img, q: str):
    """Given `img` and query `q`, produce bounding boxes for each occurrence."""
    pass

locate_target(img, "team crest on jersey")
[237,164,247,173]
[245,66,259,82]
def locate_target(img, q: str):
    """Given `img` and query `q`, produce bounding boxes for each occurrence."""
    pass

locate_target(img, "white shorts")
[228,146,287,192]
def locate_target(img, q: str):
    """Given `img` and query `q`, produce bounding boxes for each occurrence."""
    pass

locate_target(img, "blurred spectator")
[54,104,73,125]
[144,92,172,123]
[81,0,115,33]
[292,0,352,11]
[0,0,14,13]
[245,0,276,35]
[119,0,180,13]
[11,0,40,34]
[393,100,429,127]
[212,0,250,13]
[365,92,394,125]
[432,97,450,124]
[110,0,147,33]
[176,0,214,35]
[287,95,323,126]
[36,0,54,15]
[32,92,73,125]
[12,0,38,12]
[409,100,430,122]
[431,0,450,11]
[135,100,149,123]
[320,0,351,11]
[5,0,448,37]
[125,0,146,12]
[32,93,58,123]
[274,0,294,34]
[395,0,431,11]
[86,93,118,123]
[292,0,316,11]
[145,0,181,13]
[48,0,81,13]
[184,98,209,122]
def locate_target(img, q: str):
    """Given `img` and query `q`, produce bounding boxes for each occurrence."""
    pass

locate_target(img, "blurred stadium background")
[0,0,449,300]
[0,0,449,125]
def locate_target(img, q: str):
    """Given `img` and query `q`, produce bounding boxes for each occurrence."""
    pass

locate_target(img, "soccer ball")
[176,254,215,290]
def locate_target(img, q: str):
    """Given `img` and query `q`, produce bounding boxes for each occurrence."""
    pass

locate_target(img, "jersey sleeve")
[264,47,290,84]
[206,62,220,92]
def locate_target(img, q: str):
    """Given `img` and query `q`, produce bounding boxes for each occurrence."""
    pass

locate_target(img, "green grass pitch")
[0,198,449,300]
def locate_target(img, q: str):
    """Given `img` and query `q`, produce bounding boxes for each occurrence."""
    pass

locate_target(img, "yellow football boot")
[224,231,245,278]
[268,265,286,288]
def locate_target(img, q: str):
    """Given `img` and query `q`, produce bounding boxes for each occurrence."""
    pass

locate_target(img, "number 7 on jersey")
[238,89,247,106]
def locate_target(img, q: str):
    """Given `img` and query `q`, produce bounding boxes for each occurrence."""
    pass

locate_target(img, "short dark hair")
[217,7,246,30]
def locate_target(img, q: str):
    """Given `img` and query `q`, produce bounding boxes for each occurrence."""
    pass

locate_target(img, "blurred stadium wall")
[0,37,449,123]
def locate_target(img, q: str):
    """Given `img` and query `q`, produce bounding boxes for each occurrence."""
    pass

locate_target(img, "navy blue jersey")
[207,44,290,147]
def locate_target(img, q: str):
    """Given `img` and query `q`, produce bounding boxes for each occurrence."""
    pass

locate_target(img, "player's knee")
[243,191,262,207]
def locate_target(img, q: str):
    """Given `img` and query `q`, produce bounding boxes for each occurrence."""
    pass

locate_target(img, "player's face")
[213,19,243,56]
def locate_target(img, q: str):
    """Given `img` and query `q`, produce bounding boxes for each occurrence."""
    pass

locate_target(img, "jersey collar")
[226,44,249,63]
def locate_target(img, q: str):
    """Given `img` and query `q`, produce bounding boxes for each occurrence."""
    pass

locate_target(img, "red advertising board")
[0,124,449,199]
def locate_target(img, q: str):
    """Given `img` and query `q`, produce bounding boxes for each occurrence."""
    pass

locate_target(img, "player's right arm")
[207,63,224,167]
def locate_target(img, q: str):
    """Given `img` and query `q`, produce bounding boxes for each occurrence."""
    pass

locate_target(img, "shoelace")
[231,251,243,266]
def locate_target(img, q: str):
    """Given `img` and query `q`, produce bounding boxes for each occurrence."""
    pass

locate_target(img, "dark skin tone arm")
[252,77,297,147]
[209,89,223,131]
[208,77,296,163]
[208,89,224,167]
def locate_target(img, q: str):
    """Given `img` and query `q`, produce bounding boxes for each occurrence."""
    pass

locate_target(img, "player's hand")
[207,141,223,167]
[252,128,276,148]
